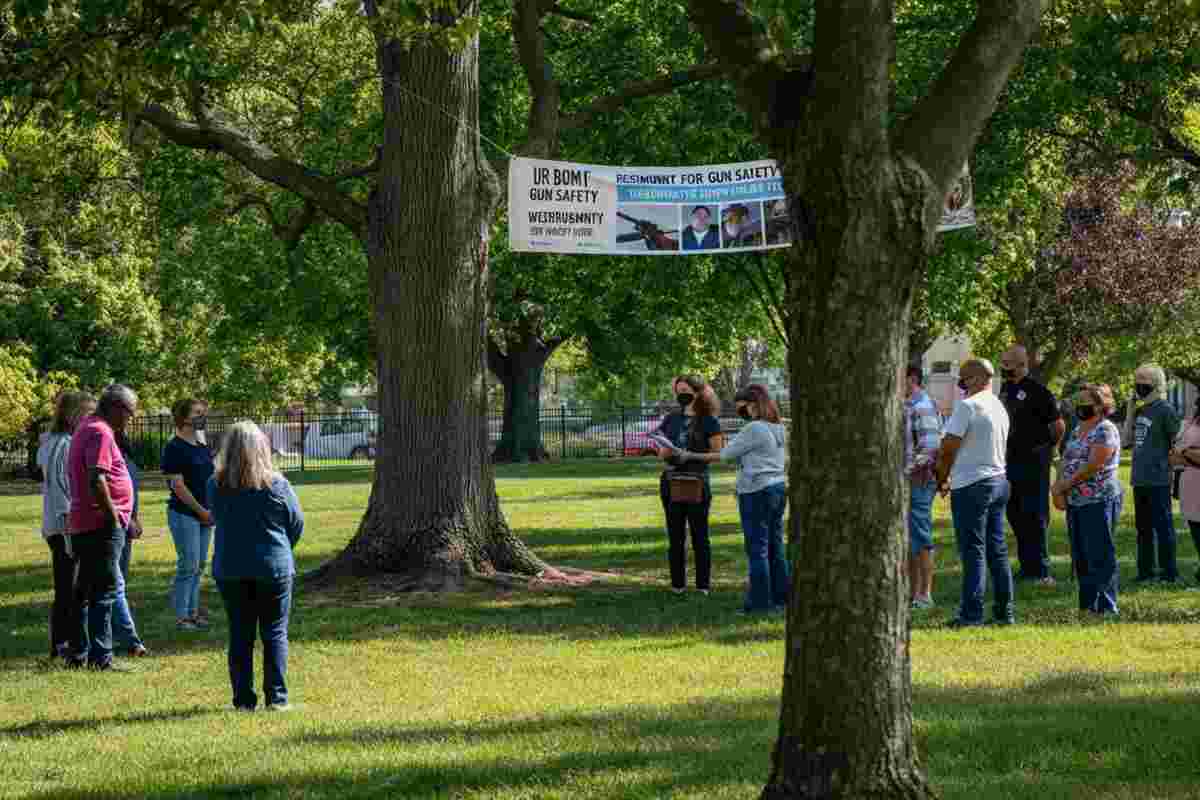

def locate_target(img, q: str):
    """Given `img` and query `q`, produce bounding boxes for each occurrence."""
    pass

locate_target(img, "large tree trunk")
[319,10,542,588]
[488,333,561,463]
[764,153,934,799]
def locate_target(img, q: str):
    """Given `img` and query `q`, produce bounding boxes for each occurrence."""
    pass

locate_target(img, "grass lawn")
[2,459,1200,799]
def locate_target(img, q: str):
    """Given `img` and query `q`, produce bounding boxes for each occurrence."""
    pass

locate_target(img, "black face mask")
[676,393,694,408]
[1000,368,1016,381]
[1135,383,1154,400]
[737,407,752,420]
[1075,406,1096,421]
[957,379,969,391]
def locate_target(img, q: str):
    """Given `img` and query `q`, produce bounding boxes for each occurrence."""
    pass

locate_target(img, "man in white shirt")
[934,358,1015,627]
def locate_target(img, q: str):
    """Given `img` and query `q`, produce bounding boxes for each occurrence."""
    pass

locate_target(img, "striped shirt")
[905,389,942,484]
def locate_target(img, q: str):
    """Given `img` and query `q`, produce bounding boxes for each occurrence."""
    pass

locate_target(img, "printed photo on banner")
[940,164,975,232]
[765,199,791,246]
[615,205,679,251]
[720,203,765,249]
[680,205,720,251]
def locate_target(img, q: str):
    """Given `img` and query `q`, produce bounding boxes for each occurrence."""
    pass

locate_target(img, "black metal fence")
[2,405,784,477]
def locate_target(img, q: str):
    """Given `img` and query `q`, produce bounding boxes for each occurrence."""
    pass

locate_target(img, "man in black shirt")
[999,345,1065,585]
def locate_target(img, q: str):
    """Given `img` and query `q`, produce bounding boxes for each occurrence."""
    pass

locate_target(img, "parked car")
[302,414,378,460]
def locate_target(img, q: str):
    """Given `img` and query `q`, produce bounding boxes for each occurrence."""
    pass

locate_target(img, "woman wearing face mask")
[1121,364,1181,583]
[162,397,217,631]
[652,376,724,595]
[687,385,789,613]
[1169,397,1200,584]
[1051,385,1122,616]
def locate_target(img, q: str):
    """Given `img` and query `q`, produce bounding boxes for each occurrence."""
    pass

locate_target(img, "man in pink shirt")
[66,385,138,670]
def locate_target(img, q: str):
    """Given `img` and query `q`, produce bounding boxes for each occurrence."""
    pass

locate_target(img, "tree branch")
[513,0,561,159]
[896,0,1047,200]
[559,63,726,130]
[138,102,367,240]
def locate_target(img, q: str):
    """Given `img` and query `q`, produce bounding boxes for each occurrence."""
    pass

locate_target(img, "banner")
[507,157,974,255]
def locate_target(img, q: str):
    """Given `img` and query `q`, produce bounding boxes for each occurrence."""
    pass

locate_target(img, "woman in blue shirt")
[161,398,216,631]
[209,421,304,712]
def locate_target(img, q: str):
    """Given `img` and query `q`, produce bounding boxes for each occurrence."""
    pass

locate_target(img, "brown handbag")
[668,473,705,504]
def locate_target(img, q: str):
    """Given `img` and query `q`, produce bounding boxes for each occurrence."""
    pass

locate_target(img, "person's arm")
[692,422,761,463]
[282,482,305,547]
[1051,418,1065,448]
[1051,442,1116,496]
[164,476,211,523]
[933,435,963,490]
[89,469,119,527]
[52,439,71,533]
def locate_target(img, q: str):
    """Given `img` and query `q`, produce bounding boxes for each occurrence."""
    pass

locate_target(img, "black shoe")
[986,617,1016,627]
[947,617,983,629]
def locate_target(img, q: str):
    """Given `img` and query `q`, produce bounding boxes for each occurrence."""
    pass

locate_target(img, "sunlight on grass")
[1,460,1199,799]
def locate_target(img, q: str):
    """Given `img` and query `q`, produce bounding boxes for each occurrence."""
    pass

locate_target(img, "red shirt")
[67,415,134,533]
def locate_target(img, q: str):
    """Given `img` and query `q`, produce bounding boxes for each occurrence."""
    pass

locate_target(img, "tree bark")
[316,8,543,587]
[488,333,562,463]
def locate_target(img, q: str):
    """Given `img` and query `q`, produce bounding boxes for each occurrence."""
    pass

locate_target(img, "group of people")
[903,345,1200,626]
[36,385,304,712]
[647,376,790,614]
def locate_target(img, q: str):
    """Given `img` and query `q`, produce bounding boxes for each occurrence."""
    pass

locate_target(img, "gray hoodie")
[36,432,72,538]
[720,420,787,494]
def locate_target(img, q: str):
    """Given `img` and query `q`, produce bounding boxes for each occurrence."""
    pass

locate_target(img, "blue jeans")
[111,536,143,649]
[217,576,293,709]
[738,482,790,612]
[950,477,1014,624]
[169,509,213,619]
[909,483,936,558]
[1133,486,1177,579]
[68,524,126,668]
[1068,496,1121,615]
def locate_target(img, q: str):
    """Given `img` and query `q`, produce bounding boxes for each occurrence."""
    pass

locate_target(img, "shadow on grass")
[0,705,220,741]
[16,673,1200,800]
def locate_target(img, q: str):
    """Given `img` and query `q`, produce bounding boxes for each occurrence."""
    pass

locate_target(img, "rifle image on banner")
[616,211,679,251]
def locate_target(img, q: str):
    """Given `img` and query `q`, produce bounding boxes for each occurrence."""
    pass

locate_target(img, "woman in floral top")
[1051,384,1122,616]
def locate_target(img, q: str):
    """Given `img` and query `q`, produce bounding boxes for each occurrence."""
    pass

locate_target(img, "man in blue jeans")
[935,359,1015,627]
[904,366,942,610]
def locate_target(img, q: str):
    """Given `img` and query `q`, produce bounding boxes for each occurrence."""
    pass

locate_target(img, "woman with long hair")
[652,375,725,594]
[209,421,304,711]
[162,397,215,631]
[36,391,95,659]
[689,384,789,613]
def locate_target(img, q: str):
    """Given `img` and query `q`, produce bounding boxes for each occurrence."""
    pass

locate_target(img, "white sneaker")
[911,596,935,610]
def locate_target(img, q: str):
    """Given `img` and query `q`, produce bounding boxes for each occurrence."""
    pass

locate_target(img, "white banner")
[508,157,975,255]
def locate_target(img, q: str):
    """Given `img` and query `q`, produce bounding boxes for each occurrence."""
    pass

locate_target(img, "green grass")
[2,460,1200,799]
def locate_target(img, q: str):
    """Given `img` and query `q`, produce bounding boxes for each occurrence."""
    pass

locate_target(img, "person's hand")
[1050,479,1071,496]
[1169,450,1186,467]
[937,480,950,498]
[657,447,675,462]
[197,508,214,526]
[128,517,143,540]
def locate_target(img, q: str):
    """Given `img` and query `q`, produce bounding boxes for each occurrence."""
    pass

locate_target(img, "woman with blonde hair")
[36,391,95,659]
[208,421,304,712]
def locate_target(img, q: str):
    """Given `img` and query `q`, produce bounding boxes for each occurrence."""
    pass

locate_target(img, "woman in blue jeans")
[162,398,215,631]
[688,384,789,613]
[209,421,304,712]
[1051,384,1122,616]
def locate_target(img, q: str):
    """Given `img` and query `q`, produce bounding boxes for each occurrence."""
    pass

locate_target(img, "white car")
[300,415,378,460]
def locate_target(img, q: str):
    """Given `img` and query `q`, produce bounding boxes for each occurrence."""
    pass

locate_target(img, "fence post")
[619,406,626,458]
[299,408,306,473]
[560,407,567,460]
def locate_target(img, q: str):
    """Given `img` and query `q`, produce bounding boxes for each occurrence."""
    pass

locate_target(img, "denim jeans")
[46,534,78,657]
[1007,458,1052,579]
[909,483,937,558]
[737,482,790,612]
[950,477,1014,624]
[658,475,712,590]
[217,576,293,710]
[1133,486,1177,579]
[68,524,126,668]
[1068,497,1121,615]
[111,536,143,649]
[169,509,213,619]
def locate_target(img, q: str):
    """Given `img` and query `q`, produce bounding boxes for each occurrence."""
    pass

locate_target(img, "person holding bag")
[652,376,724,595]
[1169,397,1200,584]
[685,385,789,614]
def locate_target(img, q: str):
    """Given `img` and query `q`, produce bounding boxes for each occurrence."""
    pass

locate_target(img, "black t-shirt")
[657,412,721,475]
[161,436,216,519]
[999,377,1061,464]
